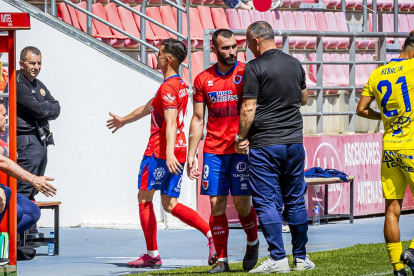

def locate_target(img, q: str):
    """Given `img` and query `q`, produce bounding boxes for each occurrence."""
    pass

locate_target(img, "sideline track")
[17,214,414,276]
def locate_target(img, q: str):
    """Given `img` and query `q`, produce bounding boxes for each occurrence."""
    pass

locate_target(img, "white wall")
[0,1,197,229]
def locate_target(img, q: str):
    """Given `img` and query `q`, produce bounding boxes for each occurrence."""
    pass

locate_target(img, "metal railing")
[48,0,193,88]
[203,29,409,134]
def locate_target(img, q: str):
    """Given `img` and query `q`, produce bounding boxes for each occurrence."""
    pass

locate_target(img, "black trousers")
[16,134,47,200]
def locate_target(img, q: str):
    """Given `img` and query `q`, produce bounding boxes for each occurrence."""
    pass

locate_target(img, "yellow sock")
[387,242,404,271]
[409,238,414,249]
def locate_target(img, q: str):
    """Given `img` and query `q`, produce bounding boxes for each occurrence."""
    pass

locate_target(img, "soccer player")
[187,29,259,273]
[106,38,216,269]
[357,32,414,276]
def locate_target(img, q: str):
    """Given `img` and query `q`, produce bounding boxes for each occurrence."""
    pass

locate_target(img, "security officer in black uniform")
[15,46,60,200]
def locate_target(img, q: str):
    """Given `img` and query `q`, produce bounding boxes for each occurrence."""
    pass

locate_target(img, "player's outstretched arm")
[0,154,56,197]
[187,102,206,180]
[106,99,153,133]
[356,95,381,120]
[165,108,183,175]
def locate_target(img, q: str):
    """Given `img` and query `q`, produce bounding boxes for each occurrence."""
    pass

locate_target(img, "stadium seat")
[342,54,366,88]
[294,11,316,49]
[323,0,340,9]
[398,14,410,46]
[117,4,140,49]
[226,9,242,30]
[168,6,200,48]
[378,0,393,10]
[104,3,131,47]
[309,53,334,88]
[92,3,124,48]
[336,12,375,49]
[197,6,216,31]
[189,8,207,46]
[398,0,412,11]
[204,0,215,4]
[133,6,164,48]
[145,7,172,44]
[214,0,226,5]
[262,11,275,27]
[356,0,385,10]
[284,11,307,49]
[75,2,98,37]
[237,52,246,62]
[273,11,285,48]
[250,10,263,23]
[284,0,302,8]
[409,14,414,30]
[364,54,379,79]
[382,14,395,44]
[315,12,339,49]
[57,3,80,30]
[331,53,349,86]
[182,51,204,86]
[304,12,329,48]
[190,0,203,4]
[292,53,316,90]
[212,8,245,47]
[238,10,252,30]
[325,12,348,49]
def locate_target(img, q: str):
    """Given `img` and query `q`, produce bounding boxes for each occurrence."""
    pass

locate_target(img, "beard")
[217,51,237,66]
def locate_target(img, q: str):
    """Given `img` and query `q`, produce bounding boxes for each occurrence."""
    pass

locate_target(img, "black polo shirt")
[243,49,306,148]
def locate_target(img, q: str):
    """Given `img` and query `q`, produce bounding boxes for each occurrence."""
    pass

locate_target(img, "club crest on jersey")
[207,80,214,86]
[233,75,242,85]
[390,116,411,136]
[40,89,46,96]
[202,180,209,190]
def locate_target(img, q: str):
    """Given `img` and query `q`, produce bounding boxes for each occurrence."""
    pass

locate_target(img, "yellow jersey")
[362,58,414,150]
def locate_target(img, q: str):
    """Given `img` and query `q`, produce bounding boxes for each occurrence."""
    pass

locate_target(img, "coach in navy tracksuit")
[235,21,315,273]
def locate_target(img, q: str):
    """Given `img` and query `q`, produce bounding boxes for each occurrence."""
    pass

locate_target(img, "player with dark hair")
[107,38,216,269]
[188,29,259,273]
[357,32,414,276]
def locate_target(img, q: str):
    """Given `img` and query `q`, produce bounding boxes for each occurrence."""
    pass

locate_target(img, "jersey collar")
[390,58,407,62]
[164,74,180,82]
[214,61,238,77]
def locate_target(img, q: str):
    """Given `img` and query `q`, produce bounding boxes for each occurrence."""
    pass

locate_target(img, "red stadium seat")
[409,14,414,30]
[212,8,245,47]
[315,12,338,49]
[75,2,98,36]
[250,10,264,23]
[117,4,140,49]
[325,12,348,49]
[331,53,349,86]
[283,11,307,49]
[292,53,316,90]
[182,51,204,86]
[237,52,246,62]
[104,3,130,47]
[294,11,316,49]
[145,7,171,44]
[57,3,75,27]
[284,0,302,8]
[189,8,206,46]
[363,54,379,79]
[273,11,287,48]
[378,0,393,10]
[168,6,200,48]
[214,0,226,5]
[92,3,124,48]
[238,10,252,30]
[382,14,395,44]
[309,53,340,93]
[304,11,329,48]
[323,0,340,9]
[398,0,412,11]
[133,6,164,48]
[197,6,216,31]
[226,9,242,30]
[398,14,411,46]
[344,54,369,86]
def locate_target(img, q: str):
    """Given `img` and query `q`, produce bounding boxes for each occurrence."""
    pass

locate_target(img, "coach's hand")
[167,153,183,175]
[187,155,201,180]
[235,140,250,155]
[106,112,125,133]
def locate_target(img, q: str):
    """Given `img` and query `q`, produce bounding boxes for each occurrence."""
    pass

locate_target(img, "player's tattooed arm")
[106,99,153,133]
[356,95,381,120]
[187,102,206,180]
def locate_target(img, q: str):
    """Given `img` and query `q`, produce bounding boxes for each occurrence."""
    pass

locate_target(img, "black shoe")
[394,269,407,276]
[401,248,414,274]
[207,261,230,274]
[0,258,9,266]
[243,240,260,271]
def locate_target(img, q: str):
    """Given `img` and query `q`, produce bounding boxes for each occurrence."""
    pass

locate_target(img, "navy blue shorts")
[223,0,250,8]
[138,154,184,198]
[201,153,251,196]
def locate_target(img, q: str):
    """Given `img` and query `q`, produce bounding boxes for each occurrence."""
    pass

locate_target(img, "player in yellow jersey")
[357,32,414,276]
